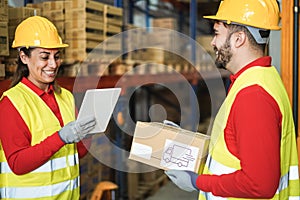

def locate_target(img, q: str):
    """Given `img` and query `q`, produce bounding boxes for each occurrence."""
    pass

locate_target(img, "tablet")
[77,88,121,133]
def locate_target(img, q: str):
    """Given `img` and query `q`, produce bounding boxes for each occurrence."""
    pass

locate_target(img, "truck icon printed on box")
[163,144,195,167]
[160,139,199,171]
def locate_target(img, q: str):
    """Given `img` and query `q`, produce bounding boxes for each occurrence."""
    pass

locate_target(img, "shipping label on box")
[129,121,210,173]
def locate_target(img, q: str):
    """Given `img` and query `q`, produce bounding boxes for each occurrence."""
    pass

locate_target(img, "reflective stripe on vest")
[0,83,80,199]
[0,176,79,199]
[1,154,79,173]
[205,154,299,195]
[199,66,300,200]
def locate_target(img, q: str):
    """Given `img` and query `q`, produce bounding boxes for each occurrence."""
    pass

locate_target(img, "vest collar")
[21,77,54,96]
[228,56,272,92]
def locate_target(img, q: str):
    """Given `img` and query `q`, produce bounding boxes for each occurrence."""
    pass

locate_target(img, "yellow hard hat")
[12,16,68,49]
[204,0,281,30]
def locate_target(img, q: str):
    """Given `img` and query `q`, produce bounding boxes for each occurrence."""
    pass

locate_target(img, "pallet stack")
[127,17,188,67]
[0,0,8,79]
[26,1,122,64]
[64,0,107,63]
[5,6,41,77]
[26,0,123,77]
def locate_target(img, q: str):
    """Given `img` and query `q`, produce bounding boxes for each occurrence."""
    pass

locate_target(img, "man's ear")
[234,31,246,48]
[19,51,29,64]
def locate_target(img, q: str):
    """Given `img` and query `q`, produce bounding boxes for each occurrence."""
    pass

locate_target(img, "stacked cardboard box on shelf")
[26,1,72,62]
[123,23,146,62]
[0,0,8,57]
[63,1,123,75]
[5,7,41,76]
[64,0,107,63]
[101,3,123,52]
[128,17,186,68]
[0,0,9,78]
[0,0,7,21]
[8,7,42,46]
[0,22,8,58]
[152,17,177,30]
[26,0,123,69]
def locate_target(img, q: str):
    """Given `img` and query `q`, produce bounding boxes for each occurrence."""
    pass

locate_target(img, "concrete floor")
[146,180,198,200]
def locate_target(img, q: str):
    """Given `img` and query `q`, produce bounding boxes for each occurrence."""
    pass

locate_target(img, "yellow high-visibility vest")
[199,66,300,200]
[0,82,80,200]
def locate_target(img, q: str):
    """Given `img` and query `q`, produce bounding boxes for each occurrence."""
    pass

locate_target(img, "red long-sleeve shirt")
[0,78,89,175]
[197,57,282,198]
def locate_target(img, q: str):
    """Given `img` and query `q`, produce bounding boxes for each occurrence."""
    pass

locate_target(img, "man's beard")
[214,39,232,70]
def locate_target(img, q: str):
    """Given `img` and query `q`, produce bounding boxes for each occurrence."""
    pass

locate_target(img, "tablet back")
[77,88,121,133]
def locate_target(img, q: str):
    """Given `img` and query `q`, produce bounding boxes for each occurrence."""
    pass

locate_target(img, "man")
[165,0,300,199]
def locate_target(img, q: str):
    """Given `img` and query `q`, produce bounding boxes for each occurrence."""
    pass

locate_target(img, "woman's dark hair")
[9,47,61,93]
[9,47,32,88]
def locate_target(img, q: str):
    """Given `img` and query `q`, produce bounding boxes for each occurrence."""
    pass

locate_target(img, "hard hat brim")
[12,43,69,49]
[203,15,281,30]
[203,15,220,20]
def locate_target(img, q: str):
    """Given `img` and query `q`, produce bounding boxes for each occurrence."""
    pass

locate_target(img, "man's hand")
[58,115,97,144]
[163,120,180,128]
[165,170,198,192]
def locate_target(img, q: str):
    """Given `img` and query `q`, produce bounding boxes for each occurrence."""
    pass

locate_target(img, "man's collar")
[230,56,272,83]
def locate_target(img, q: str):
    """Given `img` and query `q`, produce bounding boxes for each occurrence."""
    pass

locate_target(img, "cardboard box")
[53,21,65,39]
[42,1,65,11]
[0,64,5,77]
[0,21,9,56]
[65,8,87,20]
[152,18,177,30]
[8,7,41,20]
[43,10,65,21]
[65,19,104,31]
[65,28,86,39]
[64,0,85,9]
[0,0,8,22]
[86,1,105,12]
[129,121,210,173]
[26,3,43,9]
[64,48,87,63]
[65,19,86,29]
[65,7,103,21]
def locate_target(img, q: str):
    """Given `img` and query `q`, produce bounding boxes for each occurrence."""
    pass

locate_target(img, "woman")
[0,16,96,199]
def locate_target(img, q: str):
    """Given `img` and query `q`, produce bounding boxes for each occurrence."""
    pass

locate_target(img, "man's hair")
[224,23,267,53]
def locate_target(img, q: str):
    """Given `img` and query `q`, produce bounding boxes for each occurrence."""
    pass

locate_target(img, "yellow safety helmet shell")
[204,0,281,30]
[12,16,68,49]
